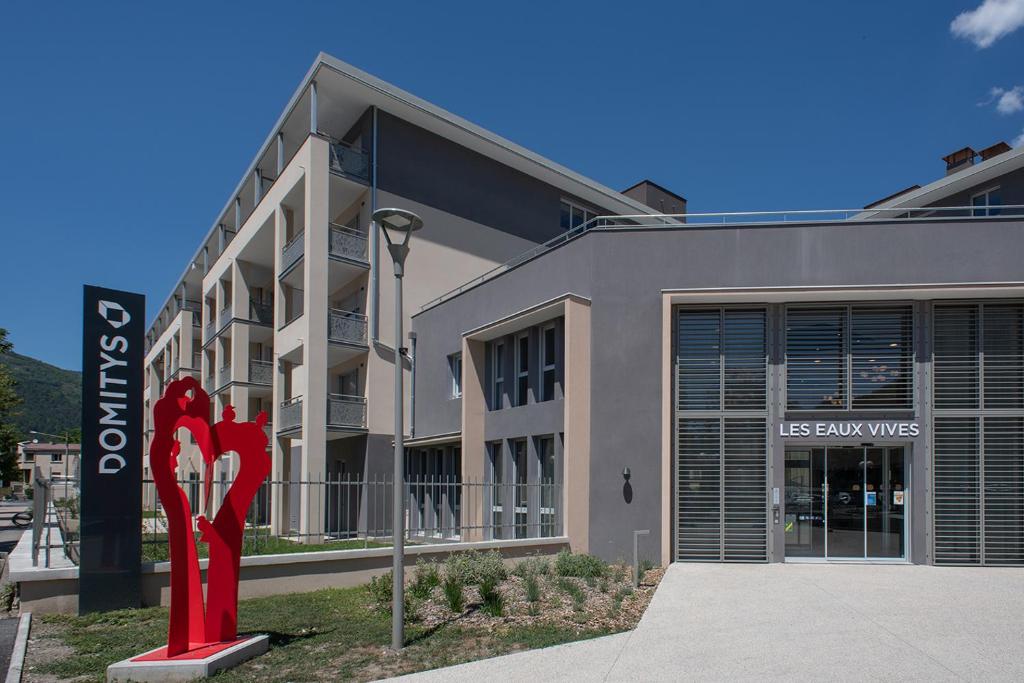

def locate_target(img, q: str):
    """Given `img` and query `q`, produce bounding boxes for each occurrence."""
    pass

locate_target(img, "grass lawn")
[141,534,389,562]
[25,586,619,682]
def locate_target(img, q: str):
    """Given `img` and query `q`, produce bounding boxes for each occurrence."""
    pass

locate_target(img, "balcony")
[182,299,201,314]
[280,396,303,431]
[329,224,368,263]
[218,364,232,389]
[329,142,369,182]
[248,359,273,385]
[281,232,304,273]
[204,375,214,394]
[219,304,233,329]
[204,318,214,340]
[328,309,368,346]
[327,394,366,429]
[249,299,274,325]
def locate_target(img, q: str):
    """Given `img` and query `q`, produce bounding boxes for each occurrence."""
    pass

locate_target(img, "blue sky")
[1,0,1023,370]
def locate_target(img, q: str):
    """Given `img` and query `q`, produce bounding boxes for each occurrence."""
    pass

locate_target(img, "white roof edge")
[148,52,658,331]
[852,144,1024,219]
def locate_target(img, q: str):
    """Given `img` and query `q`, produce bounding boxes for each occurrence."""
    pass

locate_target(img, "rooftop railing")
[420,204,1024,311]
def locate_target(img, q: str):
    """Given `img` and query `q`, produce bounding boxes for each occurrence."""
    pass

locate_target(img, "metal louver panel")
[934,305,979,409]
[983,305,1024,409]
[851,305,913,409]
[786,307,846,410]
[933,418,981,565]
[723,310,768,410]
[675,417,768,562]
[933,302,1024,566]
[723,418,768,561]
[676,418,721,561]
[983,417,1024,565]
[677,311,721,411]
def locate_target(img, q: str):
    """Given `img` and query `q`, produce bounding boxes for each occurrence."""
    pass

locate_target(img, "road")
[0,501,29,556]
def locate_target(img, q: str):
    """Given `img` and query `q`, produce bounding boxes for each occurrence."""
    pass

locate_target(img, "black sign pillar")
[80,285,144,613]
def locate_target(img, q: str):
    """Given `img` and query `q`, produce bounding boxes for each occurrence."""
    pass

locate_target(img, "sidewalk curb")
[5,612,31,683]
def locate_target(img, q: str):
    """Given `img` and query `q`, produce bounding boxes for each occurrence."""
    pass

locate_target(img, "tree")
[0,328,23,484]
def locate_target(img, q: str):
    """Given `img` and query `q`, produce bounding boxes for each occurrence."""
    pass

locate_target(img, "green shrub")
[443,574,464,613]
[367,571,393,608]
[0,583,15,612]
[445,549,507,586]
[637,558,655,583]
[524,573,542,603]
[598,578,610,593]
[409,558,441,600]
[556,577,586,611]
[554,549,607,578]
[479,576,504,617]
[512,554,550,578]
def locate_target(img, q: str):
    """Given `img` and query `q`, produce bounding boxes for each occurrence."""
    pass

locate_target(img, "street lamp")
[374,207,423,652]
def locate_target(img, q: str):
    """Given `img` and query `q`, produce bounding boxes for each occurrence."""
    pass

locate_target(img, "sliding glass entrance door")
[784,446,907,560]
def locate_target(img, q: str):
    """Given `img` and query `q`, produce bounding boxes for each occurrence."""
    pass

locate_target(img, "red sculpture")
[148,377,271,658]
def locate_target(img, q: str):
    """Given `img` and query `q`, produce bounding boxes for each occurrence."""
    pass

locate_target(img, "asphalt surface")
[396,562,1024,681]
[0,501,29,556]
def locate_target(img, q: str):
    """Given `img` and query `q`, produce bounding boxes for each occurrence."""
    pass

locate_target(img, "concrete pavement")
[394,562,1024,681]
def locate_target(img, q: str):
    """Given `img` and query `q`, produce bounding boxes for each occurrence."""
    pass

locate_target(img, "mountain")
[0,352,81,437]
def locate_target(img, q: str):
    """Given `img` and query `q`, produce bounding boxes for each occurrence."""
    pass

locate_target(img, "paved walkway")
[394,562,1024,681]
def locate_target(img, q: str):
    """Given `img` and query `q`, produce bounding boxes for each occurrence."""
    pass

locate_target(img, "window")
[51,453,63,463]
[448,353,462,398]
[559,200,599,231]
[23,452,34,463]
[971,187,1002,217]
[538,436,557,536]
[491,342,505,410]
[338,369,358,396]
[488,442,504,538]
[677,308,767,411]
[542,324,557,401]
[512,439,528,538]
[516,333,529,406]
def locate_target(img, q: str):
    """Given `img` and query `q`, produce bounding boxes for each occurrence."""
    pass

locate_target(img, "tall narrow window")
[516,333,529,406]
[542,324,557,401]
[538,436,556,536]
[491,342,505,410]
[448,353,462,398]
[512,439,528,538]
[971,187,1002,217]
[488,442,503,538]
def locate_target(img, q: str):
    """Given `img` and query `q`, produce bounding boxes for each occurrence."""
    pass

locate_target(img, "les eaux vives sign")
[779,421,920,439]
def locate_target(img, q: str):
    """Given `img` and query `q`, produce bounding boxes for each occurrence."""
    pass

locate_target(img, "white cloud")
[1014,128,1024,147]
[951,0,1024,48]
[981,85,1024,113]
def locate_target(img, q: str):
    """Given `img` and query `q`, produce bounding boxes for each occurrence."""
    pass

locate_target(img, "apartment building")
[412,141,1024,565]
[16,442,81,487]
[142,54,673,539]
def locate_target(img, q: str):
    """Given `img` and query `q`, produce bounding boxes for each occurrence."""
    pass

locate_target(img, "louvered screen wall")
[675,308,768,562]
[933,302,1024,566]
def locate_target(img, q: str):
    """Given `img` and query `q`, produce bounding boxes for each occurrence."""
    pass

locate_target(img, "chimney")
[979,141,1011,162]
[942,147,977,176]
[621,180,687,220]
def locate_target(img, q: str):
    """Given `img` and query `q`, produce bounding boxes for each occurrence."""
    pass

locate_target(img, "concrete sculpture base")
[106,635,269,682]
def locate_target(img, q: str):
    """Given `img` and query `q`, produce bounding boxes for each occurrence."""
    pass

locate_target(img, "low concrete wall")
[10,535,569,614]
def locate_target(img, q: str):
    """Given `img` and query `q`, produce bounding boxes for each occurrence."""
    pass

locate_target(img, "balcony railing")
[280,396,303,431]
[182,299,201,314]
[328,309,368,346]
[328,224,368,262]
[249,299,274,325]
[205,318,214,339]
[219,304,233,328]
[204,375,214,393]
[281,232,304,273]
[192,353,202,370]
[218,364,232,388]
[329,142,369,182]
[248,359,273,385]
[327,394,367,429]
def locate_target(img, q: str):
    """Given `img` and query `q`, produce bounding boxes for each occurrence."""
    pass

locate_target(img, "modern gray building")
[410,141,1024,566]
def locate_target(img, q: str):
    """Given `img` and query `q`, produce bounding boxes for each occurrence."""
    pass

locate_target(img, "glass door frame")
[784,444,911,563]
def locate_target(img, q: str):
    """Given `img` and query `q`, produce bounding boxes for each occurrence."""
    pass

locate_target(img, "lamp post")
[373,207,423,652]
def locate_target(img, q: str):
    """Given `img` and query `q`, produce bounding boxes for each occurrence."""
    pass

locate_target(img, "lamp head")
[373,208,423,245]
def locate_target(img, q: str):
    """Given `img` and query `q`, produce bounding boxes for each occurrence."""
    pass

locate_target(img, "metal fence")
[140,475,562,554]
[31,469,80,568]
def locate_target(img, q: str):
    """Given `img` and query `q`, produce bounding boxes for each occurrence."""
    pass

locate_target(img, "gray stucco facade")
[412,214,1024,564]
